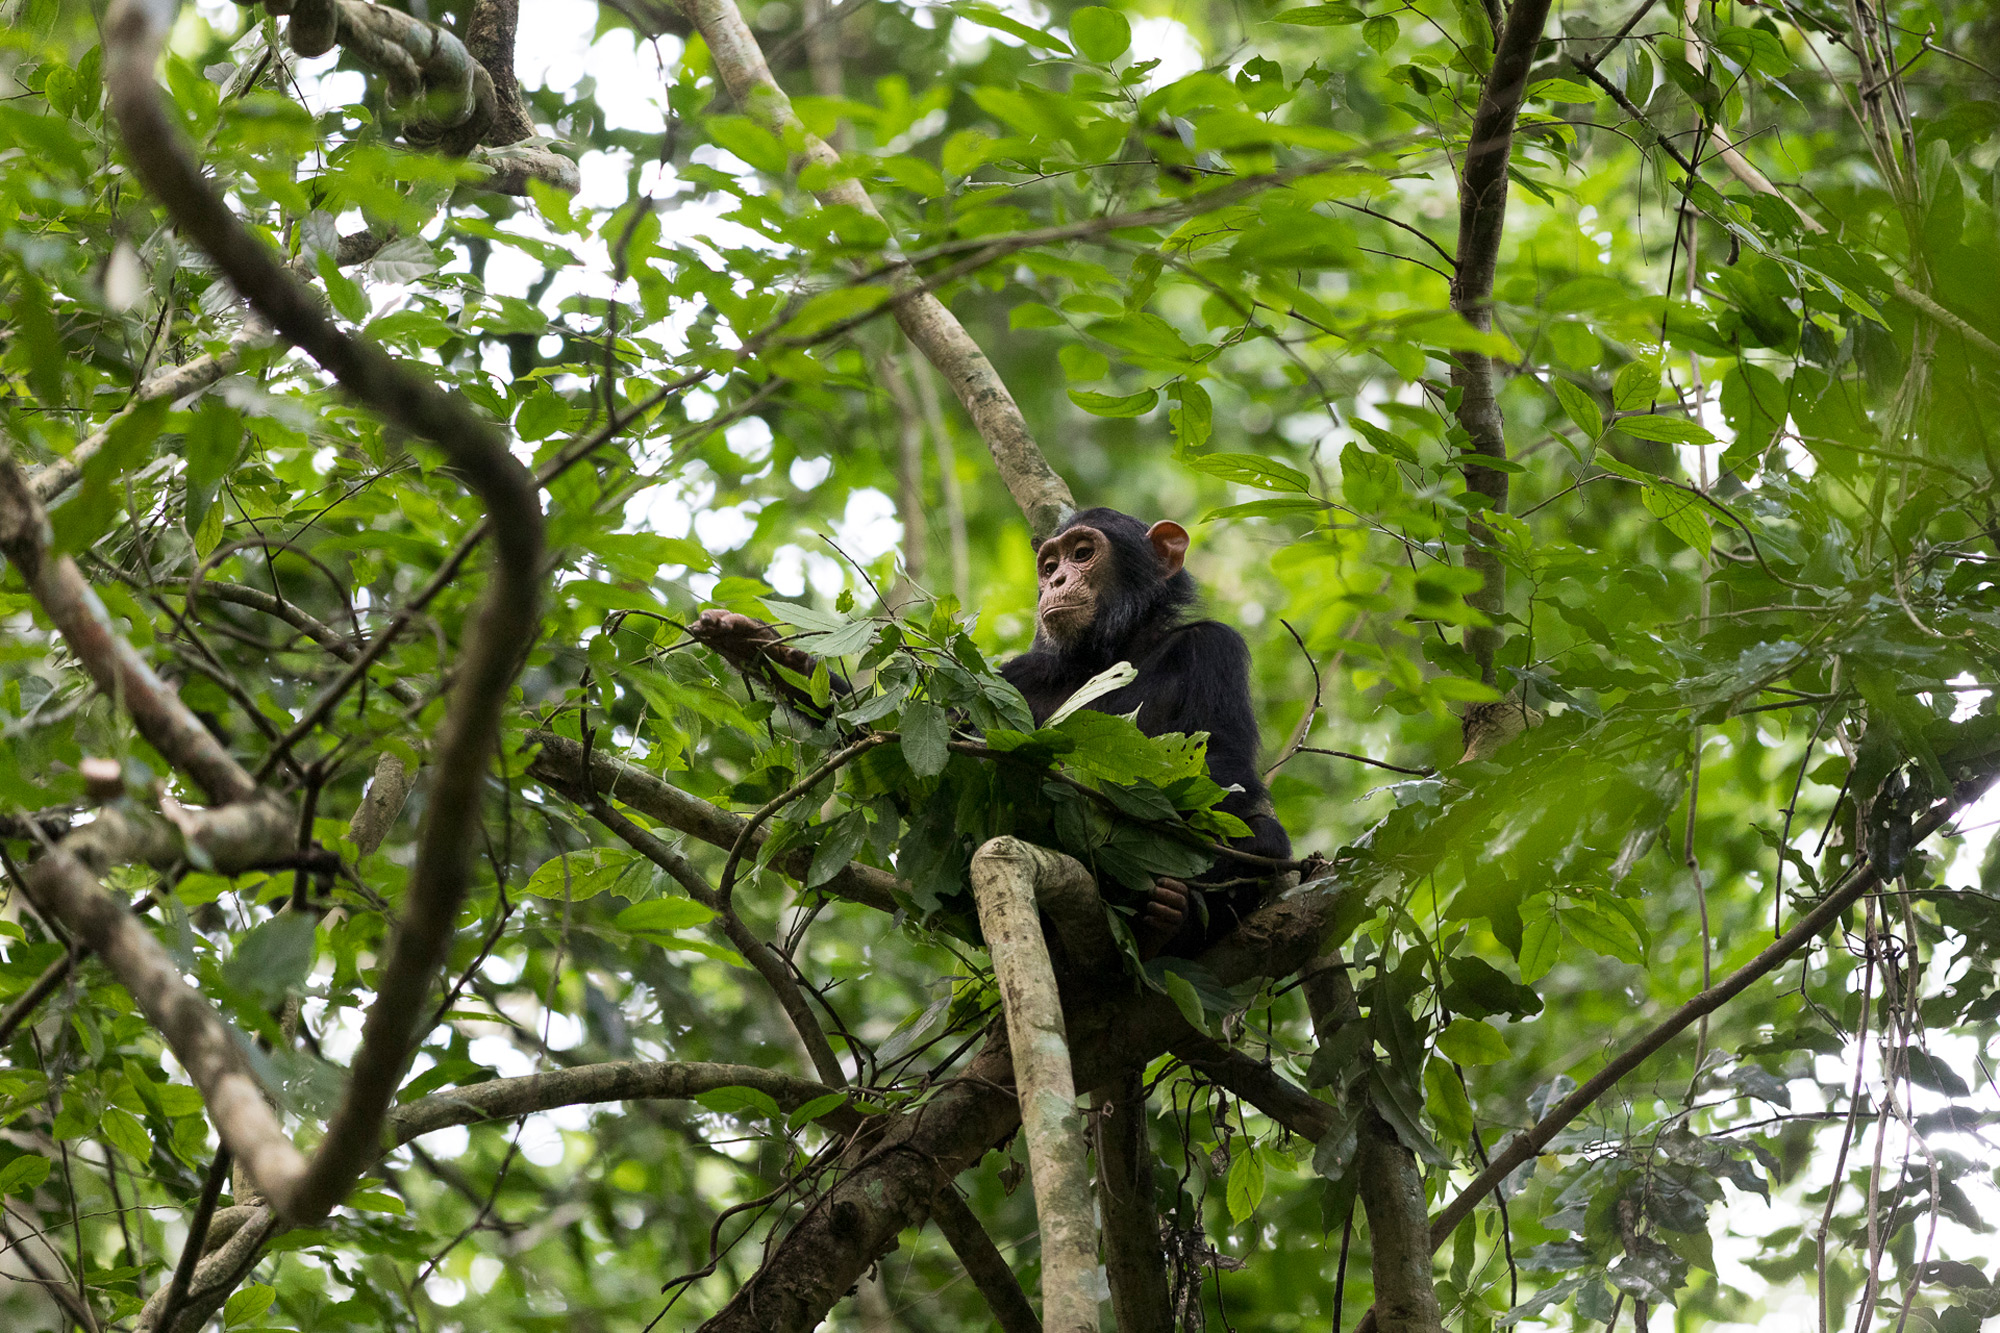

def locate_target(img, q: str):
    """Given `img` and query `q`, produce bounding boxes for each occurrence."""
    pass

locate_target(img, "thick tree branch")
[969,838,1101,1333]
[462,0,534,145]
[106,0,546,1224]
[928,1187,1043,1333]
[673,0,1076,541]
[699,876,1346,1332]
[1450,0,1554,683]
[1094,1068,1172,1333]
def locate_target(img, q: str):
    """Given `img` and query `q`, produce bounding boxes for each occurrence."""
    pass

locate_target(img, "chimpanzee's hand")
[1135,876,1189,961]
[689,610,813,676]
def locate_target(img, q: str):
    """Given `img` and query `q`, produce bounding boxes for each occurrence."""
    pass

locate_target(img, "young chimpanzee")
[690,506,1289,957]
[1000,508,1291,956]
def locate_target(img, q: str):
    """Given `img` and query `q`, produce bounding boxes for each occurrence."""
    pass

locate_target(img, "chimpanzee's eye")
[1073,542,1094,560]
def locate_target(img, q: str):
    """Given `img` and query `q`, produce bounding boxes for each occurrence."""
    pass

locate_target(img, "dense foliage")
[0,0,1997,1328]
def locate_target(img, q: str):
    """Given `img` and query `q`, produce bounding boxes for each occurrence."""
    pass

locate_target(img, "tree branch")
[1094,1067,1172,1333]
[1450,0,1554,684]
[584,797,850,1088]
[130,1059,847,1331]
[969,837,1101,1333]
[699,875,1347,1332]
[0,450,260,804]
[525,730,902,913]
[1344,767,2000,1333]
[928,1188,1044,1333]
[106,0,546,1224]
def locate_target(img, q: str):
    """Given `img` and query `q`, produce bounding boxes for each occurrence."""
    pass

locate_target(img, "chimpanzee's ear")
[1146,520,1190,575]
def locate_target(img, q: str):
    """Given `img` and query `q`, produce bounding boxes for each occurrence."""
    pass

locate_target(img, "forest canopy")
[0,0,1997,1330]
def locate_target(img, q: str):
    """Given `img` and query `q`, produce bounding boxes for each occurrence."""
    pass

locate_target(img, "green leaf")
[616,898,717,933]
[781,287,890,339]
[1060,344,1109,380]
[1068,387,1159,417]
[100,1106,152,1160]
[221,914,316,1006]
[786,1092,852,1130]
[1271,3,1364,24]
[1010,302,1063,329]
[1549,377,1603,440]
[1226,1142,1267,1222]
[806,812,869,888]
[182,398,243,533]
[0,1155,51,1197]
[524,848,644,901]
[1362,14,1398,51]
[1182,451,1311,493]
[1162,968,1209,1033]
[697,1086,784,1120]
[345,1188,407,1214]
[1642,484,1713,550]
[316,250,369,324]
[949,2,1073,53]
[1070,6,1131,62]
[901,700,950,777]
[1564,902,1644,965]
[1168,380,1212,450]
[52,397,168,554]
[1611,358,1660,410]
[1529,78,1601,104]
[704,114,789,174]
[224,1284,276,1328]
[1617,413,1716,446]
[1045,660,1137,726]
[1435,1017,1509,1065]
[1202,497,1325,521]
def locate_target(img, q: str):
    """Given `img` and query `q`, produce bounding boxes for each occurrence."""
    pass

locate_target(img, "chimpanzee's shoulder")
[1160,618,1252,654]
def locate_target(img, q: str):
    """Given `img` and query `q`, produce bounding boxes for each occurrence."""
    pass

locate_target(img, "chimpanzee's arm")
[1132,620,1291,950]
[688,610,850,722]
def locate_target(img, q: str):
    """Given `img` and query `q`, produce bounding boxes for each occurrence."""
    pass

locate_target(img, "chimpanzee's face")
[1034,524,1109,643]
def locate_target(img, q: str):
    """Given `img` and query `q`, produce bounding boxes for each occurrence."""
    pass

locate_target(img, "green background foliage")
[0,0,1997,1327]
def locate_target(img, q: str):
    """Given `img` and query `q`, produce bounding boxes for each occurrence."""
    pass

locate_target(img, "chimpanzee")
[998,508,1291,955]
[690,506,1290,957]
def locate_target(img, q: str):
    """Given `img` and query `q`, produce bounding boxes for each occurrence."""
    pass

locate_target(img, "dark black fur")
[1000,508,1292,954]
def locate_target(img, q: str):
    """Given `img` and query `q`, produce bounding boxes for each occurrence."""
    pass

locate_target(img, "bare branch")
[1450,0,1554,683]
[526,730,902,913]
[1094,1068,1172,1332]
[928,1188,1043,1333]
[969,837,1101,1333]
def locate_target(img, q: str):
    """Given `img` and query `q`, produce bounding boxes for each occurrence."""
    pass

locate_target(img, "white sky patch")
[830,487,903,563]
[791,454,834,490]
[726,415,775,464]
[1128,15,1205,84]
[766,544,846,599]
[694,500,766,553]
